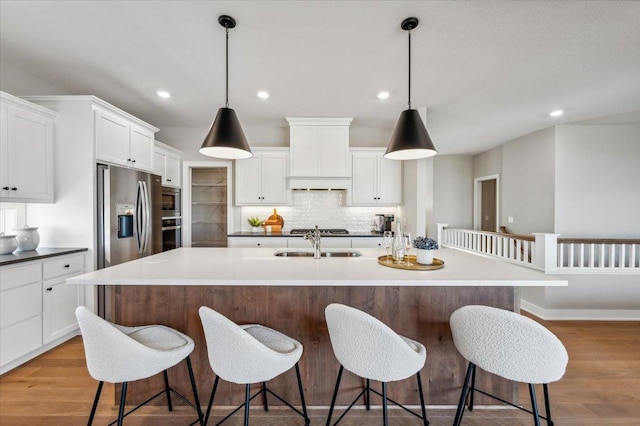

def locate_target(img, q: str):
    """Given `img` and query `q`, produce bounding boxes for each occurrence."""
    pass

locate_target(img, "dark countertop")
[0,247,88,267]
[228,231,384,238]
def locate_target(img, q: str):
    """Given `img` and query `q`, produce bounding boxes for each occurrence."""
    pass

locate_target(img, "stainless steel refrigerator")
[96,164,162,317]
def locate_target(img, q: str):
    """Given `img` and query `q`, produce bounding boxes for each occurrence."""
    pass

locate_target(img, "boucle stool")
[75,306,204,426]
[324,303,429,426]
[198,306,309,426]
[450,305,568,426]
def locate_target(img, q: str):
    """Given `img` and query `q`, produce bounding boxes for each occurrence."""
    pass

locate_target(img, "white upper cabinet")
[153,141,182,188]
[350,149,402,205]
[95,107,157,172]
[0,92,56,203]
[287,117,352,183]
[235,149,289,205]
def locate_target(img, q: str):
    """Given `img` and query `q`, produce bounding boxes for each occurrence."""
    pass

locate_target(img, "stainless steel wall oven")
[161,187,181,251]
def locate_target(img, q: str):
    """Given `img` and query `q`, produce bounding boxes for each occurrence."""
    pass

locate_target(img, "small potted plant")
[413,236,439,265]
[247,216,263,233]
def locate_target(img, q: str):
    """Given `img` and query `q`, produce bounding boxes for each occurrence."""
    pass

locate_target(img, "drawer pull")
[64,264,70,268]
[46,287,53,291]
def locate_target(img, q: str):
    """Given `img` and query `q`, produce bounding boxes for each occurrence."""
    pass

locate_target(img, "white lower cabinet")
[228,237,288,248]
[0,252,85,373]
[287,238,351,249]
[228,236,381,249]
[351,237,384,248]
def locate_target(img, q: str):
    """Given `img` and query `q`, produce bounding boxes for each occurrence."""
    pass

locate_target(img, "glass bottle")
[392,220,405,262]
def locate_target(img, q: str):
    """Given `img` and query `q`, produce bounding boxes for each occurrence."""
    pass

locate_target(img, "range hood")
[289,177,351,190]
[287,116,353,191]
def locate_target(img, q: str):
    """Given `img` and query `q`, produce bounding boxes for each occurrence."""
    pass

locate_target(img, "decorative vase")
[251,226,261,233]
[14,225,40,251]
[416,249,434,265]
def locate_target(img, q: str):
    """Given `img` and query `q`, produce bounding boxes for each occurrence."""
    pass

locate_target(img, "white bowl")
[0,233,18,255]
[14,226,40,251]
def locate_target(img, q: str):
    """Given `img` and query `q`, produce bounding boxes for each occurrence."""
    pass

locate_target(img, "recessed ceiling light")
[377,91,390,100]
[257,91,269,99]
[549,110,564,117]
[157,90,171,99]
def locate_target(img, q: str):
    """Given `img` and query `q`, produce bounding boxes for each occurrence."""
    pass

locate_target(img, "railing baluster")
[559,244,565,268]
[609,244,616,268]
[632,244,637,269]
[621,244,626,269]
[600,244,605,268]
[569,243,574,268]
[589,243,595,268]
[579,243,585,268]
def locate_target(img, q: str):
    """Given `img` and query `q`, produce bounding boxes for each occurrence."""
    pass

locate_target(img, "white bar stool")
[198,306,309,426]
[324,303,429,426]
[450,305,569,426]
[75,306,204,426]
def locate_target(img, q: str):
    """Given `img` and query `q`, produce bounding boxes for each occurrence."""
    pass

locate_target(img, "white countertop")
[68,247,567,287]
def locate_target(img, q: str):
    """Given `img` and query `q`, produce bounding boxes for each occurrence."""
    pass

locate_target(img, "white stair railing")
[557,238,640,273]
[437,224,536,268]
[437,223,640,275]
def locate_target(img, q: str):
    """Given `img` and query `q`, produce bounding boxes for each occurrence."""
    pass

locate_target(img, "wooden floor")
[1,317,638,425]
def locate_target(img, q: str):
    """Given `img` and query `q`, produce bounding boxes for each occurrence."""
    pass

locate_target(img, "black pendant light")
[384,17,437,161]
[200,15,252,160]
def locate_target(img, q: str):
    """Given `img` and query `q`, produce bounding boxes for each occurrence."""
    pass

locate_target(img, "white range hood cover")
[289,177,351,190]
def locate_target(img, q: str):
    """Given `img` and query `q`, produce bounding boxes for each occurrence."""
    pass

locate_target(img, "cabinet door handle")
[257,243,261,246]
[132,159,136,163]
[64,264,70,268]
[11,187,18,191]
[127,158,131,162]
[2,186,8,190]
[167,179,172,182]
[46,287,53,292]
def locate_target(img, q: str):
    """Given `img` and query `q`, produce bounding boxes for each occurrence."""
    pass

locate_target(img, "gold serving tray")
[377,255,445,271]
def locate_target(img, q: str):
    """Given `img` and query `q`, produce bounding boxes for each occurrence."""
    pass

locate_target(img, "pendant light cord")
[408,28,412,110]
[225,26,229,108]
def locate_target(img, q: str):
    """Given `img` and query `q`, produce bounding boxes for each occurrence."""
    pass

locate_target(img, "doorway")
[473,174,499,232]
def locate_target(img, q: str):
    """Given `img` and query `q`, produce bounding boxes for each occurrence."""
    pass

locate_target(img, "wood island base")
[112,285,516,408]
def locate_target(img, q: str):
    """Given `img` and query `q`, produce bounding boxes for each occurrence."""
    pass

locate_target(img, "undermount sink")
[274,250,362,258]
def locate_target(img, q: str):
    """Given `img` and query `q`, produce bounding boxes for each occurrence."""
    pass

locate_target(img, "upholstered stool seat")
[450,305,569,426]
[324,303,429,426]
[198,306,309,426]
[75,306,203,426]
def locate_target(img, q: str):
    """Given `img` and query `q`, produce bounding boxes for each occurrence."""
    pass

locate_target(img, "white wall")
[502,127,555,234]
[432,155,473,230]
[0,61,71,96]
[555,125,640,238]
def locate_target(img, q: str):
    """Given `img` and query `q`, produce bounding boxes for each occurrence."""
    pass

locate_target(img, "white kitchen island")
[69,247,566,408]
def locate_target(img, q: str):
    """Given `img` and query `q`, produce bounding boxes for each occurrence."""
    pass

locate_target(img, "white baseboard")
[520,299,640,321]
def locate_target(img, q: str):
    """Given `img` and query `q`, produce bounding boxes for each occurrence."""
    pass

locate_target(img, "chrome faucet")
[304,225,322,259]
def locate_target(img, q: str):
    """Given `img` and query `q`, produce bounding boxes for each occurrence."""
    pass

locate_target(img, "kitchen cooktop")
[289,228,349,235]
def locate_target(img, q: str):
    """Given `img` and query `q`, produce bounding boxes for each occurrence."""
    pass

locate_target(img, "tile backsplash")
[240,191,398,232]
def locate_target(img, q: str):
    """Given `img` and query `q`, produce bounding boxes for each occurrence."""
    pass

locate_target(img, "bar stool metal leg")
[163,370,173,411]
[453,362,474,426]
[529,383,541,426]
[186,356,204,425]
[469,363,476,411]
[416,372,429,426]
[543,383,554,426]
[205,376,220,425]
[326,365,344,426]
[382,382,388,426]
[365,378,371,410]
[244,384,251,426]
[262,382,269,411]
[87,381,104,426]
[117,382,128,426]
[295,363,310,425]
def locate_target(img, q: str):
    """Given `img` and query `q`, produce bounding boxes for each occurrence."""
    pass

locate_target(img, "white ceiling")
[1,1,639,154]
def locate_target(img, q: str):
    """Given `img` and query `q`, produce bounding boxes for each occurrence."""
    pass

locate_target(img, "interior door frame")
[473,174,500,231]
[182,160,234,247]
